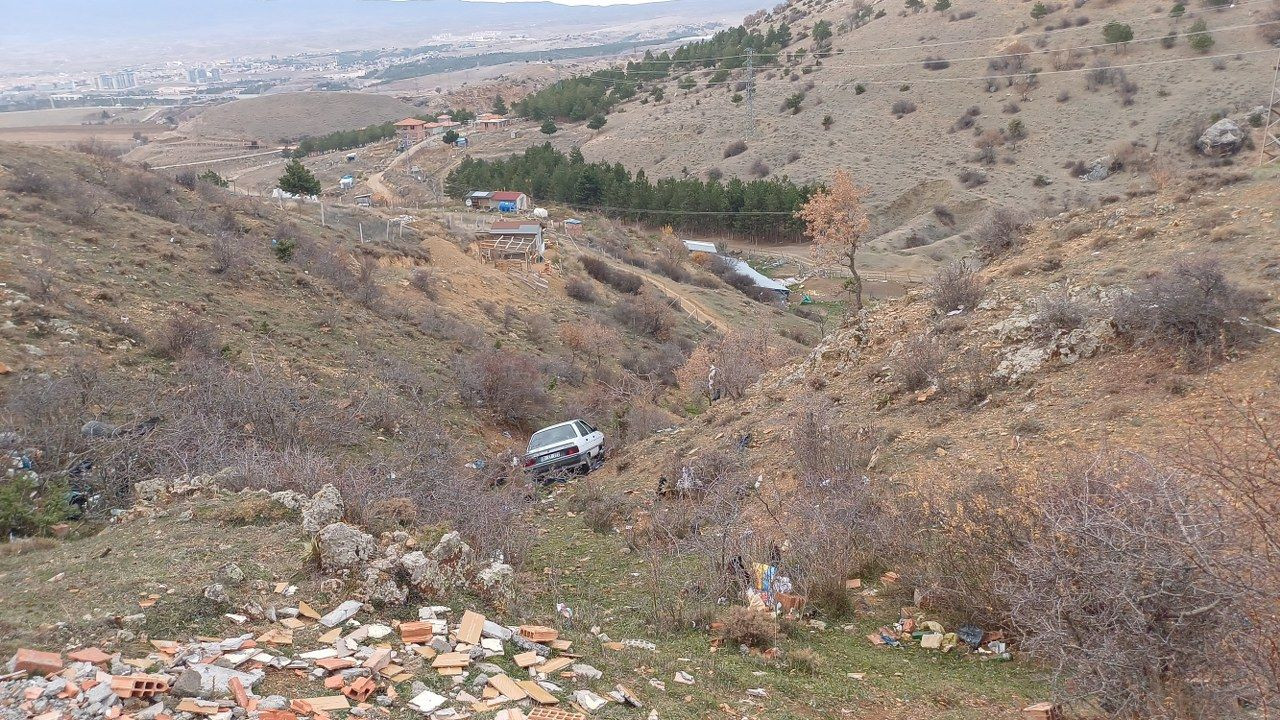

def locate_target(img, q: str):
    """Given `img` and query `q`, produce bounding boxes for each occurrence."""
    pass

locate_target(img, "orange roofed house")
[395,118,428,144]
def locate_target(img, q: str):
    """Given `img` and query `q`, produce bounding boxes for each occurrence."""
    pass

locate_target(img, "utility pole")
[745,48,756,135]
[1259,49,1280,166]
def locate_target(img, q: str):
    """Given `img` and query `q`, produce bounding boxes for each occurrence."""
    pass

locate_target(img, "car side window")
[573,421,590,436]
[584,422,598,434]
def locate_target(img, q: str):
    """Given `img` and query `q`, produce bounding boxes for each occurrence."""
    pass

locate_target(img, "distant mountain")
[2,0,766,73]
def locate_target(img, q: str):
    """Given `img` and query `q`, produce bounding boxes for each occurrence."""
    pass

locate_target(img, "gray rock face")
[1197,118,1244,157]
[317,522,376,572]
[1081,155,1118,181]
[269,490,306,511]
[474,561,514,605]
[202,583,229,604]
[302,484,344,535]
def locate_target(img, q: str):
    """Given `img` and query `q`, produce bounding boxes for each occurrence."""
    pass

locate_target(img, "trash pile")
[1,598,653,720]
[866,607,1010,660]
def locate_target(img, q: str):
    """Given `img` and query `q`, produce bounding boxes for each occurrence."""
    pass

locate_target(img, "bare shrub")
[455,348,550,428]
[922,56,950,70]
[210,232,248,277]
[973,206,1030,257]
[565,275,598,302]
[928,259,984,313]
[1114,258,1255,362]
[998,452,1251,718]
[892,334,946,391]
[792,396,880,486]
[611,292,674,339]
[891,99,918,117]
[151,313,221,361]
[723,140,748,158]
[409,269,439,299]
[118,171,180,221]
[720,607,779,650]
[580,256,643,294]
[559,319,622,363]
[748,159,771,178]
[4,164,57,196]
[1032,286,1092,336]
[174,171,198,190]
[676,327,776,401]
[653,256,690,283]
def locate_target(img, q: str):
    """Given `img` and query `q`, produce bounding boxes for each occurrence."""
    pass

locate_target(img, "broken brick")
[68,648,113,665]
[109,674,170,699]
[342,677,376,703]
[9,649,63,675]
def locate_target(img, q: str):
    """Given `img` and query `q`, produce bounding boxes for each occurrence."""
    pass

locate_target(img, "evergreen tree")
[586,114,607,130]
[492,94,508,115]
[442,129,460,145]
[198,170,228,188]
[278,159,321,196]
[540,119,559,135]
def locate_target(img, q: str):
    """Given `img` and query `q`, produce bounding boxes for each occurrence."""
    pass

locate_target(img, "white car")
[523,419,605,479]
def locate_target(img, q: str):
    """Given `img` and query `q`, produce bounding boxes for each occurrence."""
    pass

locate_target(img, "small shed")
[339,175,355,190]
[564,218,583,236]
[476,113,509,131]
[465,190,494,209]
[490,191,530,211]
[683,239,718,254]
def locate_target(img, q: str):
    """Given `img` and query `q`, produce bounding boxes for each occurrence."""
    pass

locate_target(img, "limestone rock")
[302,484,344,535]
[1197,118,1244,157]
[316,522,376,573]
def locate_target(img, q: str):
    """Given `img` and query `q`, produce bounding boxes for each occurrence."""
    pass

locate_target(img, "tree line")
[445,143,817,238]
[512,23,792,122]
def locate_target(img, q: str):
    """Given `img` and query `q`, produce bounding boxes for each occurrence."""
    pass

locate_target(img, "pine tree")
[586,114,607,130]
[540,119,559,135]
[278,159,321,196]
[492,94,508,115]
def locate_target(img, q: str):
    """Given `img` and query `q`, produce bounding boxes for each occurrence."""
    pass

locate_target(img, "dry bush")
[210,232,249,277]
[621,342,687,386]
[1114,258,1255,363]
[409,269,439,299]
[611,292,674,340]
[922,56,950,70]
[0,361,107,472]
[998,453,1253,718]
[723,140,748,158]
[565,275,598,302]
[455,348,550,428]
[748,159,771,178]
[1032,286,1093,336]
[118,170,180,221]
[151,313,221,361]
[676,327,775,401]
[568,475,632,534]
[973,206,1030,257]
[4,163,57,196]
[792,396,880,487]
[892,333,946,392]
[928,259,984,313]
[653,257,690,283]
[559,319,622,363]
[786,647,822,674]
[580,256,643,294]
[418,307,485,348]
[720,607,779,650]
[891,99,918,117]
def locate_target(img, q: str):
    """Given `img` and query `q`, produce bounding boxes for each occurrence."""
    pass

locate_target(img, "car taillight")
[523,456,536,467]
[564,446,580,456]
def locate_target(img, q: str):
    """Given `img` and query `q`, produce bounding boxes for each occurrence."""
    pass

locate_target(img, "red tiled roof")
[395,118,427,127]
[490,191,526,202]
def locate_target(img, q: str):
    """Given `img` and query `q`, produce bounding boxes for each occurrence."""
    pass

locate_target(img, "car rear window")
[529,424,576,450]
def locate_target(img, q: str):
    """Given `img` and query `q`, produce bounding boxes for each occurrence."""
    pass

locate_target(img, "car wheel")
[590,446,606,470]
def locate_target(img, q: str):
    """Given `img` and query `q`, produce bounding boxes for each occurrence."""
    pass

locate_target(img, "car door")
[574,421,604,456]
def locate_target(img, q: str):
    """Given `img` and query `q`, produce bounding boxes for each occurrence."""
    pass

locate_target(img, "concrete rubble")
[1,597,649,720]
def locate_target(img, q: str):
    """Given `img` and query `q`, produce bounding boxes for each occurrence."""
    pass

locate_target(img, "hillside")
[178,93,421,142]
[575,0,1278,267]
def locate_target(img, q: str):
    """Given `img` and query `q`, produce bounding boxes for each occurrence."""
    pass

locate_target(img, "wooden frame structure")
[475,233,538,270]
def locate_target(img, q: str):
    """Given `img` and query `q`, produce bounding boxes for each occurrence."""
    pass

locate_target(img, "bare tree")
[796,169,871,312]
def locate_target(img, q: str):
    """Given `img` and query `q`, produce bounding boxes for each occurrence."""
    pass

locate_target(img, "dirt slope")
[179,92,421,142]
